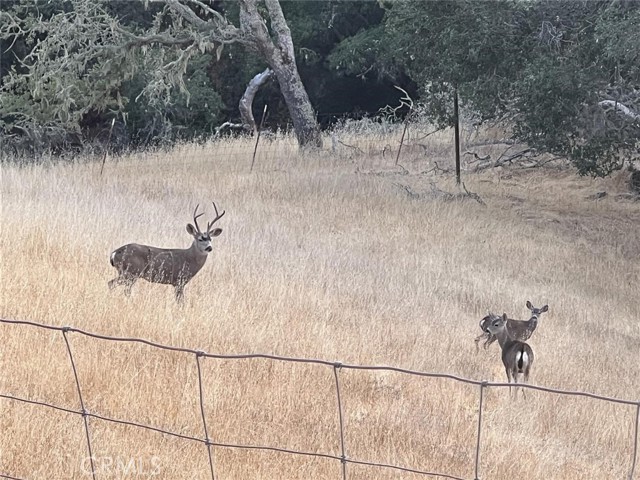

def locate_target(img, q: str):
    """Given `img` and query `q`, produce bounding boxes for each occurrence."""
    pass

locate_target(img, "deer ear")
[186,224,197,236]
[541,305,549,312]
[526,300,532,309]
[502,313,508,322]
[210,228,222,237]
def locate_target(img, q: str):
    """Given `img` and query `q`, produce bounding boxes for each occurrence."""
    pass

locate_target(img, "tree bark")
[239,0,323,148]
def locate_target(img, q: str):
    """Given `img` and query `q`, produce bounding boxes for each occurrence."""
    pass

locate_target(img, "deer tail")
[515,345,530,373]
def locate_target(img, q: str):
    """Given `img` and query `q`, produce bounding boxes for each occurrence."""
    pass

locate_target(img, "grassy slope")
[1,132,639,479]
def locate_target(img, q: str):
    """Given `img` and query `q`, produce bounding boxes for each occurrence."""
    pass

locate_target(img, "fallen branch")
[413,126,446,141]
[472,148,536,172]
[214,121,245,137]
[462,182,486,206]
[420,161,451,175]
[336,138,365,155]
[393,181,485,206]
[464,150,491,162]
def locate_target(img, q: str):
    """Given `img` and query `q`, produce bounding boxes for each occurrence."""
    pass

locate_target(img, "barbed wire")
[1,317,638,480]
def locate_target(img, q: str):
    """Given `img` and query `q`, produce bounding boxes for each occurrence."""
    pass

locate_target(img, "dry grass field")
[1,128,639,480]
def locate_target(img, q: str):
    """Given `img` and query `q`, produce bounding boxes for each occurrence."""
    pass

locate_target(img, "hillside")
[1,133,639,479]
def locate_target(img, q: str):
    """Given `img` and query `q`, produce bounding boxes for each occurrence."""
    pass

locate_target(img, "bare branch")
[464,151,491,162]
[180,0,226,23]
[153,0,244,45]
[461,182,486,206]
[599,100,640,121]
[239,68,274,134]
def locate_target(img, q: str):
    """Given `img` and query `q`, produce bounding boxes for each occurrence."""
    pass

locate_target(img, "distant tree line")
[1,0,639,176]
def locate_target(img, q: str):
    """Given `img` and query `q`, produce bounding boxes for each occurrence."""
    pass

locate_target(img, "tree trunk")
[239,0,322,148]
[268,60,322,147]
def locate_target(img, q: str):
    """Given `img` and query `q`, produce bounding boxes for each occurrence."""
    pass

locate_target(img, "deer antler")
[193,204,205,233]
[206,201,225,233]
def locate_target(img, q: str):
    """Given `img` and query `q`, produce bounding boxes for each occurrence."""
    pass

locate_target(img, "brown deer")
[474,301,548,351]
[108,202,225,302]
[485,313,535,397]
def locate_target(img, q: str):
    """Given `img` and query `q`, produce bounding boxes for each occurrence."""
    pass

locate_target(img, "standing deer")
[485,313,535,397]
[474,301,548,351]
[108,202,225,302]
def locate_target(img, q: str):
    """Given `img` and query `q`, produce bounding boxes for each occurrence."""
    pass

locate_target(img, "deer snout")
[205,246,212,252]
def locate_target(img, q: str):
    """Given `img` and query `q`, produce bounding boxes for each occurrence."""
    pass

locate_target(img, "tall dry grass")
[1,128,639,479]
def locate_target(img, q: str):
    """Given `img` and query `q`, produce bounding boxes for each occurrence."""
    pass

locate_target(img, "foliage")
[510,0,640,175]
[122,54,224,144]
[0,0,324,150]
[1,0,639,175]
[329,0,640,177]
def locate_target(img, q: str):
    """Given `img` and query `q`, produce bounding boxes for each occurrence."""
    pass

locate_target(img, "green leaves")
[329,0,640,177]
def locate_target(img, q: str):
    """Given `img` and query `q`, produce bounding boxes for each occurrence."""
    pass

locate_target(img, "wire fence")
[1,317,639,480]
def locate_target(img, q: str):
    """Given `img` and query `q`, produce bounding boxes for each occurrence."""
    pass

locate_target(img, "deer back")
[111,243,207,286]
[505,317,537,342]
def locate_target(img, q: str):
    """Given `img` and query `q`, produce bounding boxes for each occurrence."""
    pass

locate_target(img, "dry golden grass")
[1,129,639,479]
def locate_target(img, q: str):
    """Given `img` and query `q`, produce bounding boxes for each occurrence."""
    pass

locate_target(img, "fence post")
[61,328,96,480]
[630,402,640,480]
[195,352,216,480]
[474,382,487,480]
[333,363,347,480]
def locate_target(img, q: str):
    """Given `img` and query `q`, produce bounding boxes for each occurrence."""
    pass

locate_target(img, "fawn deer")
[109,202,225,302]
[475,301,548,351]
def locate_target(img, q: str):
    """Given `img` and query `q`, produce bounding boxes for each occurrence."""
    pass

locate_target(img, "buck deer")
[485,313,535,397]
[108,202,225,302]
[474,301,548,351]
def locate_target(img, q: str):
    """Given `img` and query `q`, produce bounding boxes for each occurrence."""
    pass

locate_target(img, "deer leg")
[505,367,513,397]
[175,285,185,304]
[521,368,530,400]
[123,277,137,297]
[513,372,522,399]
[109,275,132,290]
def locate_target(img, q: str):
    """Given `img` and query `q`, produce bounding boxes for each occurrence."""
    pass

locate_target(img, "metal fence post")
[61,328,96,480]
[195,352,216,480]
[333,363,347,480]
[474,382,487,480]
[630,402,640,480]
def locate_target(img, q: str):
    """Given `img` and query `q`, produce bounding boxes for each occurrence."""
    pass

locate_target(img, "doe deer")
[474,301,548,351]
[109,202,225,302]
[485,313,535,397]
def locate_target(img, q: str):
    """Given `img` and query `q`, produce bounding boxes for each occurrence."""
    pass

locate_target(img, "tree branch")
[239,68,274,134]
[117,29,196,49]
[181,0,227,23]
[599,100,640,121]
[163,0,212,31]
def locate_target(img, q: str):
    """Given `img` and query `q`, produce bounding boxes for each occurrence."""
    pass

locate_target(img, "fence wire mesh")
[1,317,638,480]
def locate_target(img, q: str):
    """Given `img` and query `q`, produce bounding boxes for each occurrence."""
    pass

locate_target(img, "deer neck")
[494,328,513,350]
[186,242,209,269]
